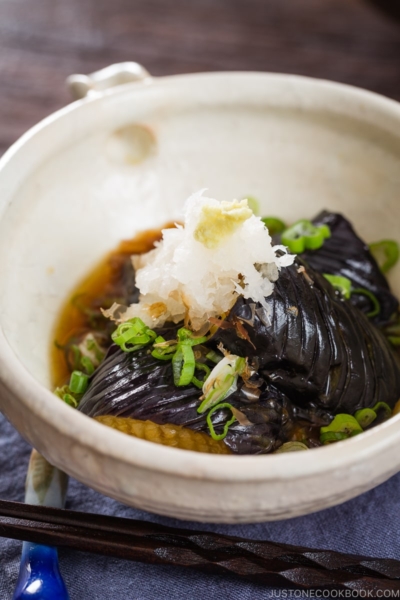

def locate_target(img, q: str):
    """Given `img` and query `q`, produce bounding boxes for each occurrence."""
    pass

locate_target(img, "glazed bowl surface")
[1,67,400,522]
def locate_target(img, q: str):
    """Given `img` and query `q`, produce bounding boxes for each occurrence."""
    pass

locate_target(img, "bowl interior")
[0,73,400,388]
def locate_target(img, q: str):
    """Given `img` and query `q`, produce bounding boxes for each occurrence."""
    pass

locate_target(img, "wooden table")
[0,0,399,156]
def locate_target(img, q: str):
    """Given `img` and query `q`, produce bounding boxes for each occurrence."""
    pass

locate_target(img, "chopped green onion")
[54,385,80,408]
[69,344,82,370]
[371,402,392,420]
[281,220,331,254]
[205,350,223,364]
[197,355,246,414]
[151,348,175,360]
[172,342,196,386]
[274,442,309,453]
[54,385,70,400]
[130,334,153,345]
[245,196,259,215]
[320,431,349,444]
[354,408,377,428]
[351,288,381,318]
[369,240,399,274]
[320,413,363,445]
[321,403,393,444]
[151,330,210,379]
[177,327,208,346]
[206,402,237,441]
[191,363,211,389]
[63,394,78,408]
[80,356,95,375]
[383,315,400,346]
[69,370,89,394]
[151,336,177,359]
[172,346,184,385]
[86,337,105,363]
[323,274,352,299]
[177,328,194,341]
[112,318,156,352]
[384,320,400,336]
[261,216,287,236]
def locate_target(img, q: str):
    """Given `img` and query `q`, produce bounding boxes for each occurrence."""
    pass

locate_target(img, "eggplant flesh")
[301,211,398,325]
[215,259,400,415]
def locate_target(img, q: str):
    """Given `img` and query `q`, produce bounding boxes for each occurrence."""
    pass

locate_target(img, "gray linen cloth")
[1,413,399,599]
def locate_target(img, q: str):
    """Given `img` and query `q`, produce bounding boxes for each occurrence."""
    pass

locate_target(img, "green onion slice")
[151,336,176,358]
[261,216,287,236]
[369,240,399,274]
[205,350,223,364]
[206,402,237,441]
[69,370,89,395]
[191,363,211,389]
[320,413,363,445]
[54,385,80,408]
[354,408,377,428]
[80,356,95,375]
[69,344,83,371]
[63,394,79,408]
[68,343,98,374]
[54,385,70,400]
[383,315,400,346]
[371,402,392,420]
[151,330,210,377]
[197,355,246,414]
[172,342,196,387]
[111,318,156,352]
[351,288,381,318]
[151,348,175,360]
[86,337,105,363]
[323,274,352,299]
[177,328,208,346]
[384,320,400,337]
[320,431,349,444]
[281,220,331,254]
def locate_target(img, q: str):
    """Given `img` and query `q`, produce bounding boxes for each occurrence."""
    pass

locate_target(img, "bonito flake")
[103,190,295,330]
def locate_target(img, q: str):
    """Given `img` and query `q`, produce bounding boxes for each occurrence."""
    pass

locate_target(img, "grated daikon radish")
[103,190,294,329]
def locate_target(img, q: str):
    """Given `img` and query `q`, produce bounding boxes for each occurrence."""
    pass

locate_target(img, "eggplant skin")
[215,260,400,415]
[302,211,398,325]
[78,219,400,451]
[78,344,205,427]
[78,343,296,455]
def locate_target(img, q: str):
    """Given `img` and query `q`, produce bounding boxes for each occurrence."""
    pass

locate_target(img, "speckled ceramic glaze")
[1,64,400,523]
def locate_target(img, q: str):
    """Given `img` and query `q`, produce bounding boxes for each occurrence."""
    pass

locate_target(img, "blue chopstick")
[12,450,70,600]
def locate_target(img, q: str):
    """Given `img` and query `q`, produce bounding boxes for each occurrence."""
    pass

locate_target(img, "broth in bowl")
[52,192,400,455]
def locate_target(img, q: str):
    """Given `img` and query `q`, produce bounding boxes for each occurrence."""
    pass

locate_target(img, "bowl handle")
[66,62,152,99]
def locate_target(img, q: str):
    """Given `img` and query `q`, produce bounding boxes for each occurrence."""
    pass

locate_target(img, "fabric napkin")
[1,412,399,600]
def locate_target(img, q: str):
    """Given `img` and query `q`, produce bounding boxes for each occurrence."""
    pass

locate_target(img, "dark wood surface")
[0,0,399,156]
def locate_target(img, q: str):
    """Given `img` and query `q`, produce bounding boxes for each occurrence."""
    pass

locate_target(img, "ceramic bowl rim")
[1,70,400,484]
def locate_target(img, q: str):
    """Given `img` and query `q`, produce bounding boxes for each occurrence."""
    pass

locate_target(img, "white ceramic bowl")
[1,64,400,523]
